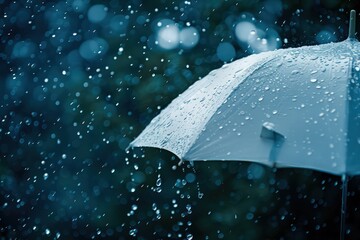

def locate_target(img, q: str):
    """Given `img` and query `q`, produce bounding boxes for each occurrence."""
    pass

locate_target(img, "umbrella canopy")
[130,10,359,240]
[130,12,360,176]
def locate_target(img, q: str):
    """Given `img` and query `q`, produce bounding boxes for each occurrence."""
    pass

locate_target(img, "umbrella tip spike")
[348,10,356,40]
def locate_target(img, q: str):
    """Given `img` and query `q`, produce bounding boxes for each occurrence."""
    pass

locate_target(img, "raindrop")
[43,173,49,180]
[156,174,162,186]
[129,229,137,237]
[198,192,204,199]
[186,204,192,214]
[310,78,317,83]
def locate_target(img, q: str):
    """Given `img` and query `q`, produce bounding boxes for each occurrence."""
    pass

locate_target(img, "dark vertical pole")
[340,174,348,240]
[348,10,356,40]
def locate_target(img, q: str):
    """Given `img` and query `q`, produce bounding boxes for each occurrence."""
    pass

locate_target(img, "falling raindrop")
[186,233,194,240]
[156,174,162,187]
[43,173,49,180]
[129,229,138,237]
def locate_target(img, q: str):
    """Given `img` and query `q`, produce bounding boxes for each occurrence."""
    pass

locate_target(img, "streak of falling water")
[188,163,204,199]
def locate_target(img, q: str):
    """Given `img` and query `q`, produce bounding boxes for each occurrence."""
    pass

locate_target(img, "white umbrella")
[130,10,359,240]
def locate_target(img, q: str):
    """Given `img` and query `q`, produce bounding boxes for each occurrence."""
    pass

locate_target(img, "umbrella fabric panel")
[270,43,351,174]
[130,50,278,158]
[185,43,352,175]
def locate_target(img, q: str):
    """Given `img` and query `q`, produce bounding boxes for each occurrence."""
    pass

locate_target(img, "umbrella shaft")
[340,174,348,240]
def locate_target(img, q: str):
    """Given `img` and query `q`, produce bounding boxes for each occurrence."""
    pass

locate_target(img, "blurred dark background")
[1,0,360,239]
